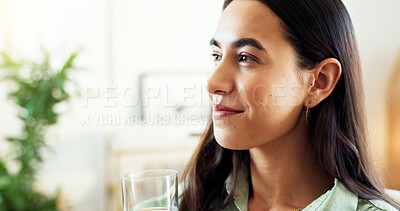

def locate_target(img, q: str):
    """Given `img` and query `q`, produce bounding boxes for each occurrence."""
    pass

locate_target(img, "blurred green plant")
[0,49,79,211]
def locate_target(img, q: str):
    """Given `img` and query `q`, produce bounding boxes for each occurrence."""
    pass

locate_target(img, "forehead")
[214,0,285,49]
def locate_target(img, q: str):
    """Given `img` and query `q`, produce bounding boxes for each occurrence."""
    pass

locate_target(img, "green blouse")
[214,169,398,211]
[143,171,398,210]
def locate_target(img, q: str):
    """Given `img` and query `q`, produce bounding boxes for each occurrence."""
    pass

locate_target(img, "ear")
[305,58,342,108]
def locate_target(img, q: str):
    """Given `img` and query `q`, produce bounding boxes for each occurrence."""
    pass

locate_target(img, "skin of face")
[207,0,310,150]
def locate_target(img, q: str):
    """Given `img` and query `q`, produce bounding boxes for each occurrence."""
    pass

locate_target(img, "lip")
[212,103,244,120]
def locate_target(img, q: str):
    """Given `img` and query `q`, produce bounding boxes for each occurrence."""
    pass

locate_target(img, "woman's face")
[207,0,309,150]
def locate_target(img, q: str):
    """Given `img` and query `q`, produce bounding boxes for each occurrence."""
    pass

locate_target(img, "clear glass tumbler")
[121,169,179,211]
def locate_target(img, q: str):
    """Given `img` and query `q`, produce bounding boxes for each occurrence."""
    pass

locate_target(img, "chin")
[214,135,250,150]
[213,125,253,150]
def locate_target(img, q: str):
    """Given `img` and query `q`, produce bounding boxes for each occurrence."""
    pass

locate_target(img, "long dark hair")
[179,0,400,210]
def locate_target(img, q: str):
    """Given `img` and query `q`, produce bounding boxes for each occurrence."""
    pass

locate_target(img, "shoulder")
[320,179,399,211]
[357,198,399,211]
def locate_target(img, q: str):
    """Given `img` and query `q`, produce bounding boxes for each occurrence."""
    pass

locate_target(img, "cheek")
[245,78,305,109]
[243,75,306,131]
[272,85,304,107]
[245,84,300,109]
[244,82,273,107]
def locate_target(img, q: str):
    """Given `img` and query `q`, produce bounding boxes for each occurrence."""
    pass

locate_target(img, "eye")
[211,53,222,62]
[238,54,256,63]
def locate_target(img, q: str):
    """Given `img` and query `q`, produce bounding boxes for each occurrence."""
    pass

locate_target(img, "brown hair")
[179,0,400,210]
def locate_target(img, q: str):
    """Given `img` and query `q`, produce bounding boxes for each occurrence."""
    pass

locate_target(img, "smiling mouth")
[212,104,245,119]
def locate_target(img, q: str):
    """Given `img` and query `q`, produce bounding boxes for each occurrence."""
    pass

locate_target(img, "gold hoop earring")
[305,106,311,126]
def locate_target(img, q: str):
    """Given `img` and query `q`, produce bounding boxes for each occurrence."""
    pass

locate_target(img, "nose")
[206,62,234,96]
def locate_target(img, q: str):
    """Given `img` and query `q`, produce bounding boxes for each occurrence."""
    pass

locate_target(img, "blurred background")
[0,0,399,210]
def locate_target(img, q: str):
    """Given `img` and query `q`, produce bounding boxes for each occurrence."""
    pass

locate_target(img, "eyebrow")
[209,38,266,51]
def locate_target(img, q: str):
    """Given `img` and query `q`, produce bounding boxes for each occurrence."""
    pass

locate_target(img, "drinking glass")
[121,169,179,211]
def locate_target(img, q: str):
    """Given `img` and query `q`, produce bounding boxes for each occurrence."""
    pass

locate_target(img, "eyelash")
[210,53,258,64]
[238,54,256,63]
[211,53,222,62]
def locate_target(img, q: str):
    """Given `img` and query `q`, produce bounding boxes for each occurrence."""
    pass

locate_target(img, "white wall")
[0,0,111,210]
[343,0,400,176]
[0,0,222,210]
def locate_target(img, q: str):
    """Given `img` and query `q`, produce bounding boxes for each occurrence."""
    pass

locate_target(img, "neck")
[248,111,334,210]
